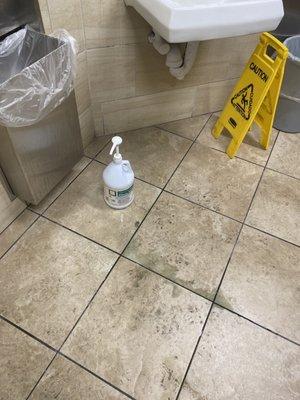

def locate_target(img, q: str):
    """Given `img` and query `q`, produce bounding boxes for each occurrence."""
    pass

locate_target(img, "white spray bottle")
[103,136,134,209]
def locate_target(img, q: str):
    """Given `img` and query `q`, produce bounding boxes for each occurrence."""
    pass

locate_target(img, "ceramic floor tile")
[31,355,129,400]
[62,257,211,400]
[0,218,117,347]
[0,210,38,258]
[267,132,300,179]
[158,114,211,140]
[166,143,263,221]
[197,113,278,166]
[30,157,91,214]
[0,320,54,400]
[178,306,300,400]
[45,161,160,252]
[84,135,112,158]
[246,169,300,245]
[97,127,191,188]
[125,192,240,300]
[216,226,300,343]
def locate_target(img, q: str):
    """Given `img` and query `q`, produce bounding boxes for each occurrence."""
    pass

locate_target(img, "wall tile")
[135,34,259,96]
[192,79,237,116]
[82,0,149,49]
[75,51,91,114]
[87,45,136,104]
[47,0,85,52]
[79,107,96,147]
[102,87,197,134]
[38,0,52,33]
[91,104,104,136]
[0,184,26,233]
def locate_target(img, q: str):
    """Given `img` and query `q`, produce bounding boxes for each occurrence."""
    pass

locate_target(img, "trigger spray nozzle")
[110,136,123,164]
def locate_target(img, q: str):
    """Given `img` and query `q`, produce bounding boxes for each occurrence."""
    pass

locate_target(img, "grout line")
[2,119,298,398]
[213,131,281,299]
[0,315,57,353]
[43,214,215,304]
[174,223,244,399]
[194,113,215,141]
[25,254,123,398]
[95,159,163,191]
[265,166,300,181]
[40,214,120,255]
[213,303,300,347]
[163,189,242,224]
[26,114,212,398]
[119,114,212,258]
[121,254,213,304]
[174,130,283,399]
[25,353,58,400]
[87,136,113,160]
[40,212,300,348]
[154,125,194,142]
[0,207,27,236]
[29,156,93,215]
[0,214,41,262]
[204,144,267,168]
[243,223,300,248]
[174,302,215,400]
[57,255,122,351]
[58,353,136,400]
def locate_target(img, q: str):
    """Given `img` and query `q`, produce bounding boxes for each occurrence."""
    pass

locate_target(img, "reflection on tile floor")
[1,114,299,400]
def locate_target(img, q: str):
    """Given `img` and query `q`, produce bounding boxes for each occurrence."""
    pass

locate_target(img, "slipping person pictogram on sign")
[231,84,254,120]
[212,32,288,158]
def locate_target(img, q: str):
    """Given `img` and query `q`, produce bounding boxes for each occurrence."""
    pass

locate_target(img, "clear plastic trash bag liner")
[0,26,77,127]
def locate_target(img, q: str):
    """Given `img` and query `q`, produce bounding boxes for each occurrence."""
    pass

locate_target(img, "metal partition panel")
[0,0,43,38]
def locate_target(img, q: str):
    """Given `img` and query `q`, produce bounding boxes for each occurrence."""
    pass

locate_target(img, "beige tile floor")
[0,114,299,400]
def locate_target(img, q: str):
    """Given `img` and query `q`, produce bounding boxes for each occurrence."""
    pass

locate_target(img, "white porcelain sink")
[125,0,284,43]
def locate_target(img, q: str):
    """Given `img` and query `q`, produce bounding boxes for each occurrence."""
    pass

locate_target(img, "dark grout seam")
[58,353,136,400]
[243,223,300,248]
[265,166,300,182]
[174,302,215,400]
[95,159,163,191]
[25,112,213,398]
[25,250,128,399]
[6,211,297,349]
[118,113,212,259]
[0,315,57,353]
[0,214,41,262]
[1,118,299,398]
[213,303,300,347]
[154,112,213,141]
[0,207,27,236]
[174,131,289,399]
[31,157,94,216]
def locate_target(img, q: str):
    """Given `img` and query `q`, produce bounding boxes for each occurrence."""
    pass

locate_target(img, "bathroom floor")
[1,112,299,400]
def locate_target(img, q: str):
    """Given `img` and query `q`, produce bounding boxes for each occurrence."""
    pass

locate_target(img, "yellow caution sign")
[212,32,288,158]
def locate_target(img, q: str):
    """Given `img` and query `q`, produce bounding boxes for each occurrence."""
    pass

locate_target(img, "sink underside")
[125,0,284,43]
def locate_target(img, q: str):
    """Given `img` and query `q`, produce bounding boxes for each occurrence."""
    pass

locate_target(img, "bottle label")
[104,184,134,208]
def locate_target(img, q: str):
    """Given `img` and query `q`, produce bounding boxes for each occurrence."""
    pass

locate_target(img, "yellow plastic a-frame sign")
[212,32,288,158]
